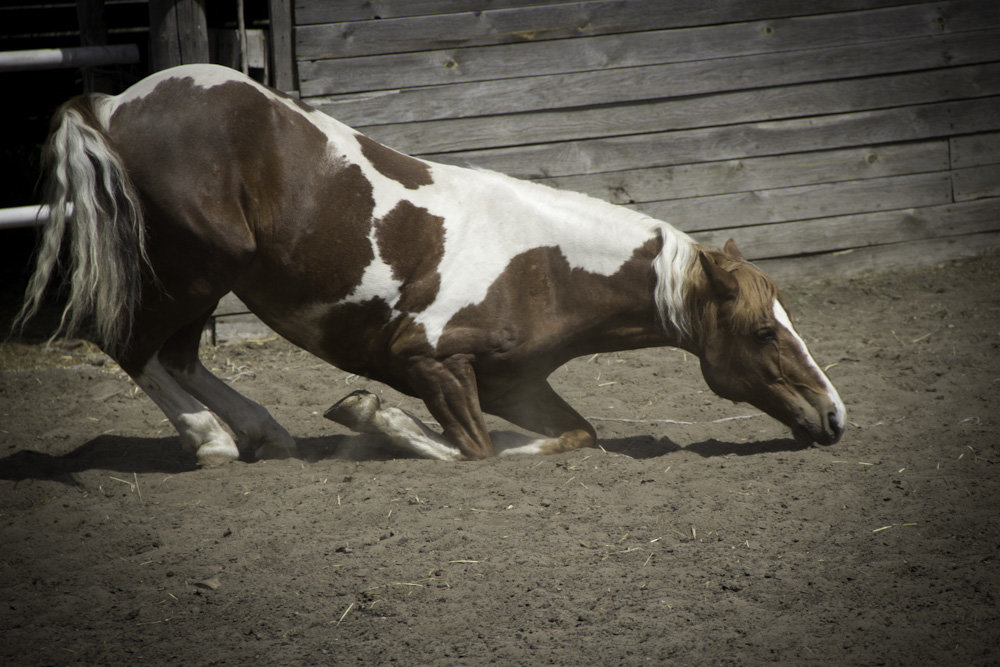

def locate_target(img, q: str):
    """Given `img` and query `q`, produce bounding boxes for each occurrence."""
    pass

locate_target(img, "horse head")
[687,240,846,446]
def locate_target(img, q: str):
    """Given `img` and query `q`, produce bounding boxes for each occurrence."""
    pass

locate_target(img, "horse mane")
[650,221,698,339]
[727,261,779,333]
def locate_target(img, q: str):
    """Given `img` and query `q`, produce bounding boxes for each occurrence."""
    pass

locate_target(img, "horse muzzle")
[791,401,845,446]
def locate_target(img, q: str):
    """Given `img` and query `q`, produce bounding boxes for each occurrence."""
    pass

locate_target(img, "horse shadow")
[0,433,405,485]
[0,428,813,484]
[598,435,811,459]
[0,435,196,486]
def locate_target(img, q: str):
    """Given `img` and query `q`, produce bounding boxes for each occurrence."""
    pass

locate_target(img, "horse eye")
[755,327,777,343]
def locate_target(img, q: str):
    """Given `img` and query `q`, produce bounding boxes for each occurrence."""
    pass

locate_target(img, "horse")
[17,64,845,465]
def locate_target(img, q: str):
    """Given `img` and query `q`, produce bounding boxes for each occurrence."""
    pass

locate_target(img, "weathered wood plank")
[300,0,998,95]
[307,29,1000,125]
[296,0,927,58]
[953,164,1000,201]
[426,96,1000,178]
[149,0,209,71]
[637,173,954,232]
[757,231,1000,283]
[541,142,949,203]
[295,0,582,25]
[357,63,1000,154]
[268,0,296,91]
[692,197,1000,259]
[951,131,1000,168]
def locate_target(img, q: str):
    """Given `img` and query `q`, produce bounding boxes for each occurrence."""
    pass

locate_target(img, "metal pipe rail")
[0,44,140,72]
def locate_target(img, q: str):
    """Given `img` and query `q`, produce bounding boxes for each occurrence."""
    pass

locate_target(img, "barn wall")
[287,0,1000,284]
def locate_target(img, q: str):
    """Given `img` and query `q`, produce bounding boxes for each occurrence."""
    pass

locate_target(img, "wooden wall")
[289,0,1000,283]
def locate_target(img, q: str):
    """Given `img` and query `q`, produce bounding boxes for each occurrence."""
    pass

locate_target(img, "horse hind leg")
[130,355,241,466]
[156,309,296,461]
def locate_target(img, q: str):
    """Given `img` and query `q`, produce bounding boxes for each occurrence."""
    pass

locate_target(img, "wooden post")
[268,0,295,92]
[148,0,209,72]
[76,0,114,92]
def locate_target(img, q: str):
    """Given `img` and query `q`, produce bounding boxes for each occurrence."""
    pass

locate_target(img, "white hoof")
[196,439,241,466]
[325,391,381,433]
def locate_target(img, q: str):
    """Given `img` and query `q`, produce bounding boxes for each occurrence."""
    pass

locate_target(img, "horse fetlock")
[556,428,596,453]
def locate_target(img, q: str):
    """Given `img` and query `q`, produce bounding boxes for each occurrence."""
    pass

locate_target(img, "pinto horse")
[18,64,845,464]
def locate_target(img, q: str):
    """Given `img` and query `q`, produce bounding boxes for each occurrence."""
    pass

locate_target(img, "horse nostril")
[828,410,843,437]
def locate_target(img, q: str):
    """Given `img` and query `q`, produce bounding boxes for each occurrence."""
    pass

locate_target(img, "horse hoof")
[254,439,296,460]
[196,440,240,467]
[324,390,381,432]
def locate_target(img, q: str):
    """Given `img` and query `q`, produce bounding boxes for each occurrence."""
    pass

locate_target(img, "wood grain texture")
[951,131,1000,168]
[299,0,998,95]
[355,64,1000,154]
[953,165,1000,201]
[295,0,930,57]
[638,173,954,232]
[306,28,1000,124]
[693,198,1000,258]
[424,96,1000,178]
[539,142,949,203]
[758,230,1000,282]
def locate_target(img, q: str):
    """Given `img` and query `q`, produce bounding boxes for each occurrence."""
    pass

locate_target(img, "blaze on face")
[694,241,846,446]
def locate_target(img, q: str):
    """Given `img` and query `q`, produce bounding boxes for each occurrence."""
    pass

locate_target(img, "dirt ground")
[1,251,998,665]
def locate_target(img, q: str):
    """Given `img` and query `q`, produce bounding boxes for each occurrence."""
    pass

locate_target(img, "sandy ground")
[1,252,998,665]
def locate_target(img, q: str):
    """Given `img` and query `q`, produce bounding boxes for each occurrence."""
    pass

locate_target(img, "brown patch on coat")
[375,200,445,313]
[107,75,379,356]
[317,300,431,395]
[439,238,665,374]
[355,133,433,189]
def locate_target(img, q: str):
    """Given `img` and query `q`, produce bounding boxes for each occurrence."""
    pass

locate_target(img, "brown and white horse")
[18,64,845,465]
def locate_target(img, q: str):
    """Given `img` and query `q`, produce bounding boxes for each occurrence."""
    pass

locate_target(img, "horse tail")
[15,95,147,356]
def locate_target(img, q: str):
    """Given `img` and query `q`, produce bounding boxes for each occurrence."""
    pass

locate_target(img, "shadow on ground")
[0,431,809,484]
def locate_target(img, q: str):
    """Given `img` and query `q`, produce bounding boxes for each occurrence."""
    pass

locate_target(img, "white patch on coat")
[772,300,846,424]
[336,163,691,347]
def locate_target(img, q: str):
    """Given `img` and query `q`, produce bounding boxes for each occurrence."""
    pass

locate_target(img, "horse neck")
[551,229,692,360]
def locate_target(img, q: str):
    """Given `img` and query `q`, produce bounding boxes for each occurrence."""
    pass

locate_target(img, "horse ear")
[698,249,738,299]
[723,238,746,261]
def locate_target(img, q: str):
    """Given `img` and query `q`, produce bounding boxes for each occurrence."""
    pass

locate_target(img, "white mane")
[649,221,697,339]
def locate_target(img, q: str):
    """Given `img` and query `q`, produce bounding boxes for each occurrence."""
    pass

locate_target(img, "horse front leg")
[324,390,462,461]
[129,356,242,466]
[324,355,493,460]
[406,355,495,459]
[157,310,296,461]
[480,379,597,456]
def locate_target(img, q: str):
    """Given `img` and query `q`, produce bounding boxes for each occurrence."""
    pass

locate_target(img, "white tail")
[15,96,147,355]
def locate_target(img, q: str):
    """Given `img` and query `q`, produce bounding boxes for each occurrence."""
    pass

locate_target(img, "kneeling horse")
[18,65,845,465]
